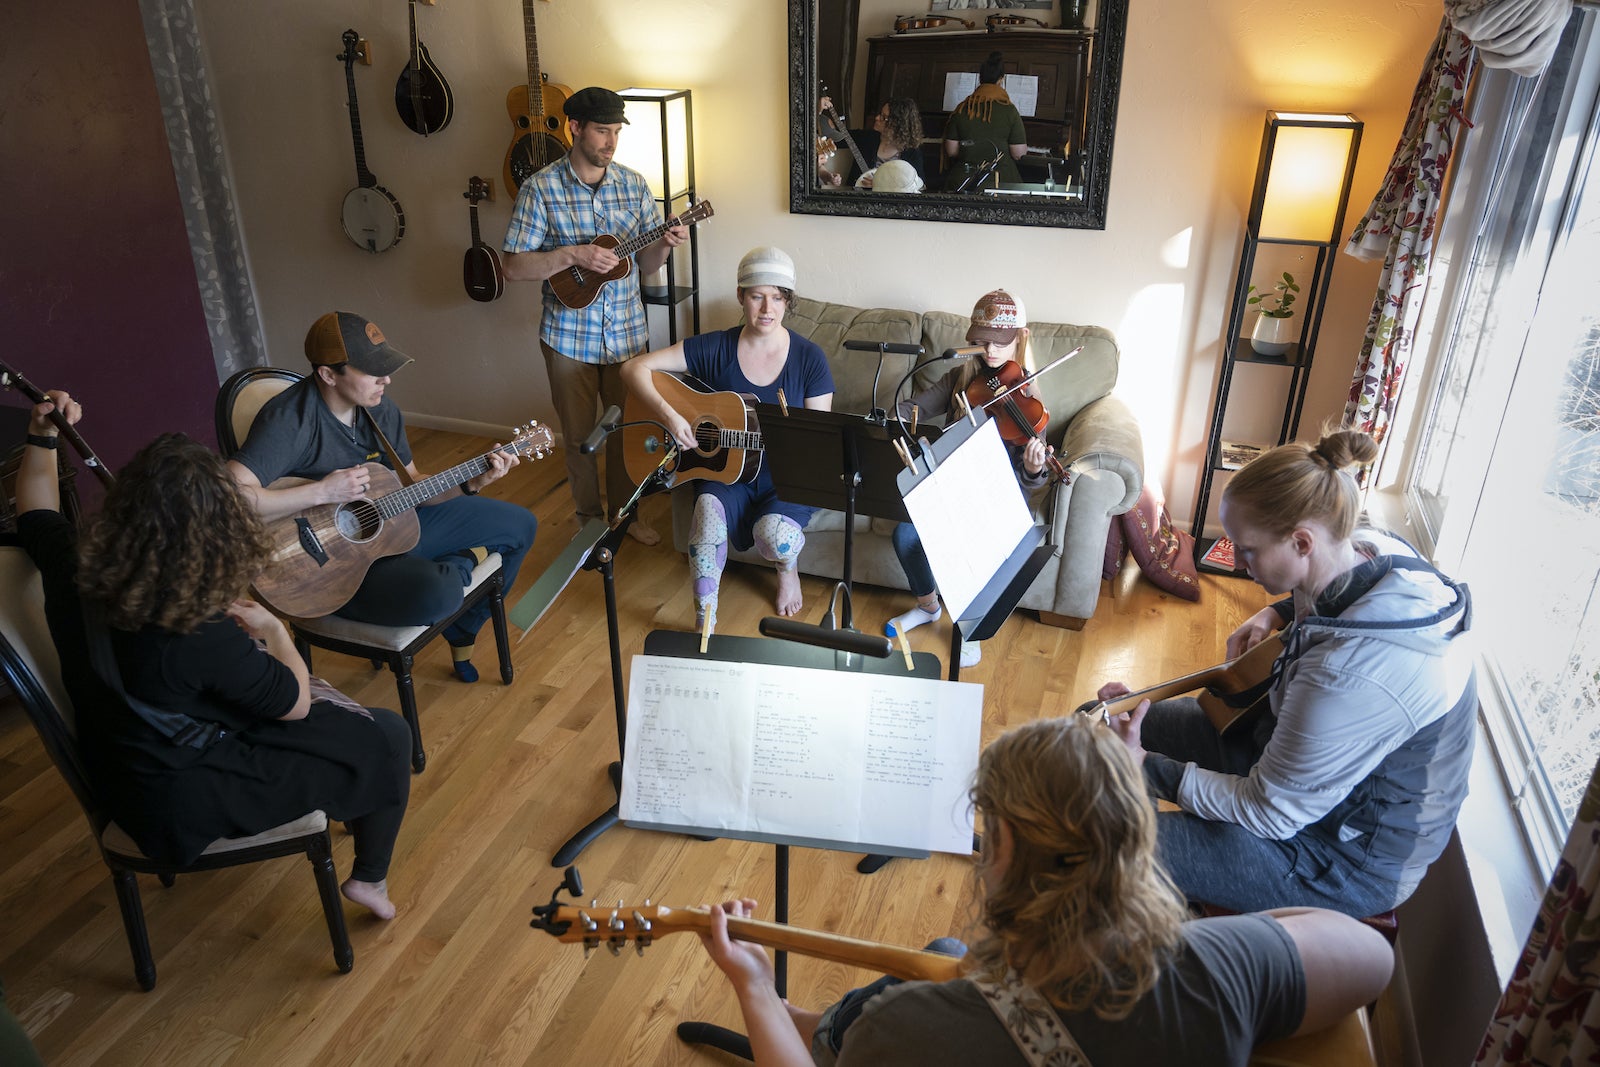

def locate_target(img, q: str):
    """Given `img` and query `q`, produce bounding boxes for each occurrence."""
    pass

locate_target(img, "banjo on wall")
[338,29,405,253]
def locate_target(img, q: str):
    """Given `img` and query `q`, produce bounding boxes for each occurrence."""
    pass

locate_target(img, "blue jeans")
[1143,697,1404,917]
[813,938,966,1063]
[335,495,537,640]
[891,521,936,598]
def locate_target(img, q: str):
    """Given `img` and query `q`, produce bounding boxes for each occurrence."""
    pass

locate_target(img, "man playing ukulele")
[501,86,688,545]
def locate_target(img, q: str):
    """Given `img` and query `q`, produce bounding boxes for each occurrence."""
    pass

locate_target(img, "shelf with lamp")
[615,88,701,345]
[1191,110,1363,576]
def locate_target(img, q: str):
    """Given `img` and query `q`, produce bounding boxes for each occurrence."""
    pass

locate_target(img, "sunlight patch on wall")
[1116,281,1187,479]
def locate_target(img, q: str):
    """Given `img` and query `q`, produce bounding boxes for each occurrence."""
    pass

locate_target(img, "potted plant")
[1247,271,1301,355]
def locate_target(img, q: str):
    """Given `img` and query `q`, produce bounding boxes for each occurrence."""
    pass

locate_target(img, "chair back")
[215,367,304,453]
[0,545,102,823]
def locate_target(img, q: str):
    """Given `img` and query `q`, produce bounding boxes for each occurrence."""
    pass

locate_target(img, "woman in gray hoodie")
[1099,429,1476,917]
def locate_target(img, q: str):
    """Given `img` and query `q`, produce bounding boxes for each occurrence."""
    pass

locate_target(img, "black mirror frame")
[787,0,1128,229]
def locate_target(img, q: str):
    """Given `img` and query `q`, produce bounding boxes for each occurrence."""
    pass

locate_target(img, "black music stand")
[630,630,947,1060]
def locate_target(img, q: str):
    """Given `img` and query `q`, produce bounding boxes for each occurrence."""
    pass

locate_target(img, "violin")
[964,359,1071,484]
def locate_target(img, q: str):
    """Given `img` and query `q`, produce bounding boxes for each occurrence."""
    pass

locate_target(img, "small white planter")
[1250,313,1296,356]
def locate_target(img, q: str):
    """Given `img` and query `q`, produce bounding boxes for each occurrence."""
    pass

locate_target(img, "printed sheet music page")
[619,655,982,855]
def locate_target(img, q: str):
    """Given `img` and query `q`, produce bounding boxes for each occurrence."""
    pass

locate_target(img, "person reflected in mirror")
[621,247,834,632]
[884,290,1050,668]
[943,51,1029,191]
[870,160,924,194]
[696,715,1395,1066]
[16,392,413,920]
[819,96,926,189]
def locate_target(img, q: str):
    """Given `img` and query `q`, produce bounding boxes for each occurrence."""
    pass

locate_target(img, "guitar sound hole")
[694,422,719,454]
[335,500,383,543]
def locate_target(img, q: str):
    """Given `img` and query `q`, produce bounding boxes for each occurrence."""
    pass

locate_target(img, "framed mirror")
[788,0,1128,229]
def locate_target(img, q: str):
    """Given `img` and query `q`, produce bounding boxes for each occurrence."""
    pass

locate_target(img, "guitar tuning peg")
[635,943,648,957]
[606,941,622,957]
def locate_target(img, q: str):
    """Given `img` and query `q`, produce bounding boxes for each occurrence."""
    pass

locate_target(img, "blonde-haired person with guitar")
[621,246,833,631]
[226,312,537,684]
[698,715,1394,1066]
[501,86,690,547]
[1100,429,1476,918]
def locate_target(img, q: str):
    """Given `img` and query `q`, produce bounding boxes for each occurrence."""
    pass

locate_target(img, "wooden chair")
[0,545,353,990]
[1251,1010,1377,1066]
[215,367,514,773]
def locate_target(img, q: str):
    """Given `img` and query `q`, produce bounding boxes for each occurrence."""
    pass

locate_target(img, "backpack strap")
[968,970,1094,1067]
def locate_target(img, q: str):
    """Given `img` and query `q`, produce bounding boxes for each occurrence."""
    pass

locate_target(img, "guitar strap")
[361,408,415,487]
[968,970,1094,1067]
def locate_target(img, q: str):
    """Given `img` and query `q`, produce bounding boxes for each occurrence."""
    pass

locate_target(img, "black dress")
[18,510,409,866]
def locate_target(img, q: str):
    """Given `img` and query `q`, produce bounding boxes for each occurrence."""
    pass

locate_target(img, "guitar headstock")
[530,866,683,958]
[510,420,554,460]
[671,200,714,227]
[465,175,492,206]
[337,29,368,67]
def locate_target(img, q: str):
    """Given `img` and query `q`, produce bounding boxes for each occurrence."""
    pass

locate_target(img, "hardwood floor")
[1,428,1270,1065]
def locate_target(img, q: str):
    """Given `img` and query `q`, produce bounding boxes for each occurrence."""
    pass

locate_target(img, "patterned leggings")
[688,495,805,618]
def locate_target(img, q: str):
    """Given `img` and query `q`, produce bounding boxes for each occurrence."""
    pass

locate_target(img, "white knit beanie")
[737,246,797,290]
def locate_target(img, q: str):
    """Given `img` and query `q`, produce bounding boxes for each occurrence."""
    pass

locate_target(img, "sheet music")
[620,656,982,854]
[942,72,978,112]
[1003,75,1039,118]
[901,417,1035,622]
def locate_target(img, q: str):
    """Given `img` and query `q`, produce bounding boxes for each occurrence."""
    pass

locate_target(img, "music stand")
[753,404,938,598]
[631,630,949,1059]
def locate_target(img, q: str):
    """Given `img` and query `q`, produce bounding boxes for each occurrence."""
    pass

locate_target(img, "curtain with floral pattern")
[1341,26,1477,447]
[137,0,266,378]
[1476,755,1600,1064]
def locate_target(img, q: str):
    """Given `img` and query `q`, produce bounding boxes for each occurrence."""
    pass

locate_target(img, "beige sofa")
[668,296,1144,628]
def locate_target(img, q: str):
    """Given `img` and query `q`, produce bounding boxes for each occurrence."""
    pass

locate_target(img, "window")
[1404,11,1600,868]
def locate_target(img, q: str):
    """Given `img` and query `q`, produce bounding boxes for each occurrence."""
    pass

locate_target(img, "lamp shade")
[615,88,693,201]
[1252,112,1362,243]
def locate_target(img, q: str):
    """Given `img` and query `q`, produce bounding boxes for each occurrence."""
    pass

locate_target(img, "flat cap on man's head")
[305,312,413,377]
[563,87,629,125]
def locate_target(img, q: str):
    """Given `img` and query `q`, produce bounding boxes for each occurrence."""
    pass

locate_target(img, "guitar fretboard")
[712,427,763,454]
[342,37,375,188]
[522,0,545,118]
[609,204,708,262]
[373,435,543,519]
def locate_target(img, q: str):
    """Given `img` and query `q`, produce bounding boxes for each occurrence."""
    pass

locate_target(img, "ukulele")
[337,30,405,254]
[252,422,552,618]
[818,84,872,186]
[549,199,714,310]
[502,0,572,195]
[621,371,761,488]
[462,177,504,303]
[1076,629,1287,735]
[531,869,958,982]
[394,0,454,136]
[0,359,114,487]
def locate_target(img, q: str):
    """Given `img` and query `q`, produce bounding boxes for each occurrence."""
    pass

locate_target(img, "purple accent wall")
[1,0,218,501]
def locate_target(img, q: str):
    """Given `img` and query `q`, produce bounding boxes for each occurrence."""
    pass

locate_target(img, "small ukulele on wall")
[462,177,504,302]
[338,30,405,253]
[394,0,453,136]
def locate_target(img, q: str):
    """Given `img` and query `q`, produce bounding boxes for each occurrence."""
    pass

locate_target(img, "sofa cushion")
[919,312,1121,440]
[785,297,923,414]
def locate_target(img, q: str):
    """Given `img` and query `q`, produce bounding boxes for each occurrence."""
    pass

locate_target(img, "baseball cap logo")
[365,322,386,345]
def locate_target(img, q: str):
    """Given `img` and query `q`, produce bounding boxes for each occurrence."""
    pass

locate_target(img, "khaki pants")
[540,340,633,521]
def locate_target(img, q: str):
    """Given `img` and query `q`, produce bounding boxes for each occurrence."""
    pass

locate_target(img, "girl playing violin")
[886,289,1053,667]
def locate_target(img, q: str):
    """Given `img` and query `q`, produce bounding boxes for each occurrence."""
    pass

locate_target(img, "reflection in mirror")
[789,0,1127,229]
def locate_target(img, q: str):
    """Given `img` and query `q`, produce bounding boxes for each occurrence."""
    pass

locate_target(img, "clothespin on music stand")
[700,612,713,655]
[892,436,919,476]
[954,388,977,426]
[776,388,790,417]
[910,403,919,436]
[896,629,915,671]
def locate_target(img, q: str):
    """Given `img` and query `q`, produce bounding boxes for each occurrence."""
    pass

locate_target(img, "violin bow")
[975,345,1084,415]
[0,359,115,487]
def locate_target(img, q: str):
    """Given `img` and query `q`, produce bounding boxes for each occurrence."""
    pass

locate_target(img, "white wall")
[194,0,1440,526]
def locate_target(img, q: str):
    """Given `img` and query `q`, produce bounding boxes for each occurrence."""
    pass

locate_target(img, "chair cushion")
[290,552,503,651]
[102,810,328,859]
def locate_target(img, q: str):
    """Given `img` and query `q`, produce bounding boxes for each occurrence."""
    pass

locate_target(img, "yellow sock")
[451,643,476,663]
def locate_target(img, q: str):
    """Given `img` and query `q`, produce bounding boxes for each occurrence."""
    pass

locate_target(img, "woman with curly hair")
[819,95,926,189]
[1100,429,1476,918]
[14,392,411,919]
[696,716,1393,1066]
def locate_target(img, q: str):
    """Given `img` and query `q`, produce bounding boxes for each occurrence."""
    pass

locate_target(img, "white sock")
[886,601,941,637]
[960,641,982,668]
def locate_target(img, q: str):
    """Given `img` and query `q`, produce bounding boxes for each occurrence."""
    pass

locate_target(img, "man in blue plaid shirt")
[503,86,688,545]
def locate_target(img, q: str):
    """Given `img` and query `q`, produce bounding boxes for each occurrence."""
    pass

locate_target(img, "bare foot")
[341,877,396,920]
[625,520,661,547]
[775,566,803,617]
[784,1001,824,1046]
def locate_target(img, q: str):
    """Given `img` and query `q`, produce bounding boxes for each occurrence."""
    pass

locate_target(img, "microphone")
[843,340,925,356]
[579,405,622,455]
[758,616,893,658]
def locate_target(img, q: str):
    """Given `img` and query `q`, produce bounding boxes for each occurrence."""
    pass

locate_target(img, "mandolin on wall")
[394,0,453,136]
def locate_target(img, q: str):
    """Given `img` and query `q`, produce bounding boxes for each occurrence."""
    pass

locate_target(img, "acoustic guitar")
[549,199,714,310]
[337,30,405,254]
[252,422,552,618]
[818,84,872,187]
[394,0,454,136]
[502,0,572,195]
[1076,629,1287,735]
[462,176,504,303]
[622,371,761,488]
